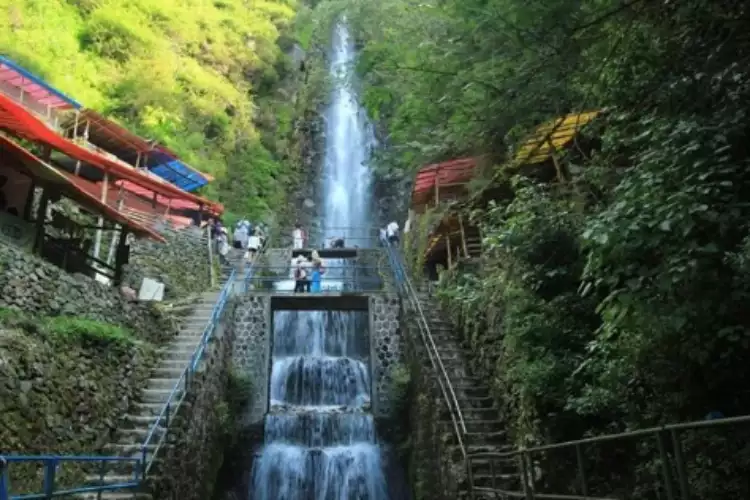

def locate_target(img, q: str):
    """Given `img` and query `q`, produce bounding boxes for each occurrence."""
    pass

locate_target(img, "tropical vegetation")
[0,0,315,220]
[329,0,750,496]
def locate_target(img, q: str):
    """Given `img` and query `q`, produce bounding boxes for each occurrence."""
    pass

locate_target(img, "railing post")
[575,443,589,498]
[519,451,535,500]
[42,458,57,499]
[655,430,676,500]
[0,456,9,500]
[670,429,691,500]
[465,457,476,500]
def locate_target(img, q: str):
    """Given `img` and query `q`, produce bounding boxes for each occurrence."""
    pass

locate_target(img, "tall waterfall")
[250,23,388,500]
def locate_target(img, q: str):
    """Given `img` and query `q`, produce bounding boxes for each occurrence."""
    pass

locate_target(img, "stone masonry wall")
[0,243,177,344]
[149,301,236,500]
[231,294,271,423]
[122,226,213,300]
[370,294,402,417]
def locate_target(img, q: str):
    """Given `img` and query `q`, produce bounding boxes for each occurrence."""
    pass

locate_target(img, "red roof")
[411,157,478,207]
[0,93,222,214]
[0,134,165,242]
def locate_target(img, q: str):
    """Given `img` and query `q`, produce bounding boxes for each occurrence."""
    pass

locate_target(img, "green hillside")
[0,0,307,219]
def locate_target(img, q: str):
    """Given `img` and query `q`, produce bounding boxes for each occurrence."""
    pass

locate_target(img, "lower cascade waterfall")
[251,310,389,500]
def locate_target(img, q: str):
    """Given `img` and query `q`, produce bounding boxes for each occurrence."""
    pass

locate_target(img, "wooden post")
[33,188,50,255]
[207,223,216,287]
[106,192,125,266]
[547,138,566,182]
[92,170,108,260]
[113,227,130,286]
[458,214,470,258]
[445,233,452,269]
[23,181,35,221]
[434,175,440,207]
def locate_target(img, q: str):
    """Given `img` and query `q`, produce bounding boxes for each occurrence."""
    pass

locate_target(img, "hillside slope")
[0,0,304,218]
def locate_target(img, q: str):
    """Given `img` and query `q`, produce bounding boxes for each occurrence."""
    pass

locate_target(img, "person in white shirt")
[386,221,399,245]
[246,229,261,261]
[233,223,248,249]
[292,223,305,249]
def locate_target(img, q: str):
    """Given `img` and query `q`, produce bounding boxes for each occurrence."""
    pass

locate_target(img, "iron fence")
[467,414,750,500]
[0,455,141,500]
[382,242,469,460]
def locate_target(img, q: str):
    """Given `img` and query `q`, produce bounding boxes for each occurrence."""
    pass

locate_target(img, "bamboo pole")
[458,214,470,258]
[446,234,452,269]
[92,170,108,260]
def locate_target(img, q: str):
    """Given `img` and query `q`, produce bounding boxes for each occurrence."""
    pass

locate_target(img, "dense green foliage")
[1,0,314,219]
[332,0,750,496]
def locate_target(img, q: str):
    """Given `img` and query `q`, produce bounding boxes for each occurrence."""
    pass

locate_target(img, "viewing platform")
[267,292,370,311]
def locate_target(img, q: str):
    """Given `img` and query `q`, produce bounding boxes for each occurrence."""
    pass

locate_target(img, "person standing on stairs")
[246,229,261,263]
[293,262,307,292]
[310,251,324,292]
[386,221,400,245]
[217,227,230,265]
[292,222,306,249]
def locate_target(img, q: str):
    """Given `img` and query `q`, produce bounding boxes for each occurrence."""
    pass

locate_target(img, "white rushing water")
[250,22,388,500]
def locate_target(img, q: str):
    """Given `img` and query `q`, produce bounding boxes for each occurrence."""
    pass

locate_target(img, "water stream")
[249,23,388,500]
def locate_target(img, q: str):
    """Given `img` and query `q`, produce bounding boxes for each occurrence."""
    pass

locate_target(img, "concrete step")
[140,387,183,404]
[106,443,166,458]
[469,457,519,476]
[462,419,505,434]
[132,401,190,417]
[146,377,182,390]
[77,492,151,500]
[470,473,521,490]
[465,430,508,445]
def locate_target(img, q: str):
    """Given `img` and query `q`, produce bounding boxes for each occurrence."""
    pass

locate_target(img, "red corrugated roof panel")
[0,93,222,213]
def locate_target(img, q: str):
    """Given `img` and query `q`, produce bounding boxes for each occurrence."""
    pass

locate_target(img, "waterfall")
[250,22,389,500]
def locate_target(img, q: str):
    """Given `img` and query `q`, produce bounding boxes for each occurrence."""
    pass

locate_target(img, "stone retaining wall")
[231,295,271,423]
[122,227,213,300]
[370,294,402,417]
[0,243,176,345]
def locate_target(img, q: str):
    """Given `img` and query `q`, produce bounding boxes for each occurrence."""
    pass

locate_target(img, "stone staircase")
[415,290,521,498]
[79,290,222,499]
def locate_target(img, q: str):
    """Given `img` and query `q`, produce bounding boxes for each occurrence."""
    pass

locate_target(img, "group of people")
[209,218,266,265]
[292,251,325,293]
[380,221,400,245]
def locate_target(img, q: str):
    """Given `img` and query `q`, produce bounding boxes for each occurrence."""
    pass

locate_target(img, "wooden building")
[0,56,223,284]
[410,110,601,274]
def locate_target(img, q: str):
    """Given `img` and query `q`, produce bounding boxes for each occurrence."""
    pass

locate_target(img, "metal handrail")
[0,455,141,500]
[467,413,750,499]
[139,266,237,476]
[383,242,468,457]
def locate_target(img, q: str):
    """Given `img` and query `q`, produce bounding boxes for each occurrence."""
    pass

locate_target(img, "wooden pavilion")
[0,58,224,283]
[410,110,601,274]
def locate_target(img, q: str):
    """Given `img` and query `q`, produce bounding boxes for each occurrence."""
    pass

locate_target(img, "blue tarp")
[0,56,82,109]
[150,160,208,193]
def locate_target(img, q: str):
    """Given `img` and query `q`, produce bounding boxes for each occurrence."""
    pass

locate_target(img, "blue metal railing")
[1,265,240,499]
[0,456,140,500]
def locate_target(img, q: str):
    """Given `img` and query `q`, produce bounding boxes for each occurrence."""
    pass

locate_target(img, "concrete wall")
[231,295,272,424]
[370,294,402,417]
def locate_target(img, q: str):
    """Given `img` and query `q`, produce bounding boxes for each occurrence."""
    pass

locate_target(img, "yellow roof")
[514,110,600,165]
